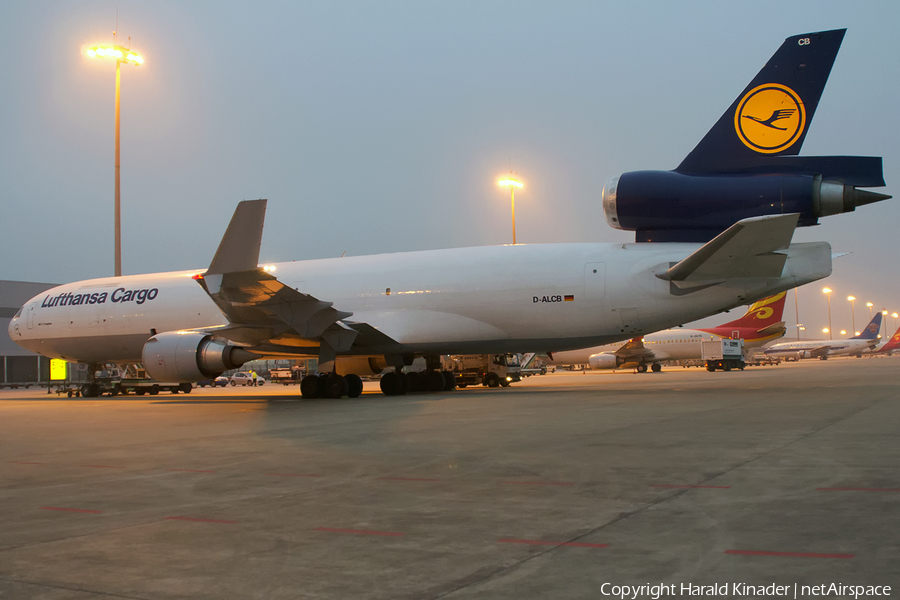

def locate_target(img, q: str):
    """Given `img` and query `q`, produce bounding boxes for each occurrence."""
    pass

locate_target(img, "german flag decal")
[564,295,574,302]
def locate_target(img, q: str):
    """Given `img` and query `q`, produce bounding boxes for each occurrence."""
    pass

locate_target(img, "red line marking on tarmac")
[165,516,237,524]
[651,484,731,489]
[498,538,609,548]
[376,476,441,482]
[266,473,322,478]
[725,550,854,559]
[9,461,44,465]
[81,465,126,469]
[314,527,404,537]
[816,487,900,492]
[167,469,216,473]
[40,507,102,514]
[503,481,575,486]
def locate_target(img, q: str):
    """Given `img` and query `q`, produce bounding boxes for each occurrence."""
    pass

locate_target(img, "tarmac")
[0,358,898,599]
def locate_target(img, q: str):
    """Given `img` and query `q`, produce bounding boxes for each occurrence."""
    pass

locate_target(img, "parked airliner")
[763,312,883,360]
[547,293,787,371]
[8,29,889,398]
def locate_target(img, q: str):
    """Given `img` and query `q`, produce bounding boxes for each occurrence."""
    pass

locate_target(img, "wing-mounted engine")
[588,353,621,370]
[142,331,257,382]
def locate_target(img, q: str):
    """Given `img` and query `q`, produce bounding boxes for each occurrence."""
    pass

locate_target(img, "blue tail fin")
[851,312,882,340]
[677,29,846,175]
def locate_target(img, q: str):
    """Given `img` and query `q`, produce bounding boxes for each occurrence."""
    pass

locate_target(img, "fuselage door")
[26,302,36,330]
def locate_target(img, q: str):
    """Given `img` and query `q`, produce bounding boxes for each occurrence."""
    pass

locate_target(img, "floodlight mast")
[86,43,143,277]
[498,177,523,245]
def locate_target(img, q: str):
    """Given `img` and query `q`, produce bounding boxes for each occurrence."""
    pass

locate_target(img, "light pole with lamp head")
[498,176,523,245]
[86,41,144,277]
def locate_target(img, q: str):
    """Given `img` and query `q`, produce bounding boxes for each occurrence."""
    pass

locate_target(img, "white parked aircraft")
[548,293,787,372]
[763,312,883,360]
[7,29,889,398]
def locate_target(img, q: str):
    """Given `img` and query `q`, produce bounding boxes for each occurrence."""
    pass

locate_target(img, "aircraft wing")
[657,213,799,292]
[196,268,359,352]
[194,199,396,356]
[613,337,657,361]
[806,345,832,358]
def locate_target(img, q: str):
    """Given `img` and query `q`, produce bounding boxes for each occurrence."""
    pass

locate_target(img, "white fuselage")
[548,329,728,366]
[9,241,829,364]
[763,338,875,358]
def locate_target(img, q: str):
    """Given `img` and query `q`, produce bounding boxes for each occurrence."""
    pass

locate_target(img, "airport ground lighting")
[823,287,833,340]
[86,43,144,277]
[498,177,523,245]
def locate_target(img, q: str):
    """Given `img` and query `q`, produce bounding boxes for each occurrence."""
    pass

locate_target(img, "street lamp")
[847,296,856,336]
[822,287,833,340]
[498,176,523,245]
[86,41,144,277]
[866,302,874,317]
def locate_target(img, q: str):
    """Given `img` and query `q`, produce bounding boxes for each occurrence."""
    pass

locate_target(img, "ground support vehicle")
[70,364,192,397]
[702,339,746,372]
[269,367,306,385]
[442,354,520,388]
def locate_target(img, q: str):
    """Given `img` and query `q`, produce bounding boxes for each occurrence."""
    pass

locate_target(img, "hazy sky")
[1,1,898,336]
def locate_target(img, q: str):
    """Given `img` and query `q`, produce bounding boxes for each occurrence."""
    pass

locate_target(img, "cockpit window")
[14,306,23,319]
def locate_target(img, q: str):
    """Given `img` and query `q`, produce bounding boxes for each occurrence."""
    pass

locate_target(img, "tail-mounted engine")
[603,170,891,243]
[142,331,257,382]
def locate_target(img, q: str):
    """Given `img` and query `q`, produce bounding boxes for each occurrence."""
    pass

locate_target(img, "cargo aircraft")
[763,312,883,360]
[547,293,788,372]
[8,29,890,398]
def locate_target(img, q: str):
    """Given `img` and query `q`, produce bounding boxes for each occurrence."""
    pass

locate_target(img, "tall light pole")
[86,41,144,277]
[823,287,833,340]
[867,302,874,318]
[848,295,857,335]
[498,176,523,245]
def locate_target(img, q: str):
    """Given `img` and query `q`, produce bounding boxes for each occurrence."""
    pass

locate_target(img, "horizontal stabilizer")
[657,214,799,283]
[757,322,787,338]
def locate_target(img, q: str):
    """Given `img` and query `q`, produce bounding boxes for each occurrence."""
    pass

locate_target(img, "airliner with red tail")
[546,293,787,372]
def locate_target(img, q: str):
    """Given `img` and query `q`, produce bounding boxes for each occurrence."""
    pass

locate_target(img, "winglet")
[206,199,268,275]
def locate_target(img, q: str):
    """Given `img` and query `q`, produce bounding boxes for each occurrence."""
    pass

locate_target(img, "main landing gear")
[299,373,364,400]
[297,369,457,399]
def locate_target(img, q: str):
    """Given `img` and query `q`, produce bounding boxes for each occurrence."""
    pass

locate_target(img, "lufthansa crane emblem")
[734,83,805,154]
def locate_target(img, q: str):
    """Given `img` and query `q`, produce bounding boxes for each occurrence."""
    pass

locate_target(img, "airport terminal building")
[1,280,57,386]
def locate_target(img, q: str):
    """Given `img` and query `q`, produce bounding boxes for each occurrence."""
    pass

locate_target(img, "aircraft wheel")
[441,371,457,391]
[636,364,648,373]
[300,375,320,399]
[651,363,662,373]
[425,370,445,392]
[398,372,410,395]
[325,374,349,399]
[380,371,403,396]
[406,371,422,393]
[346,374,363,398]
